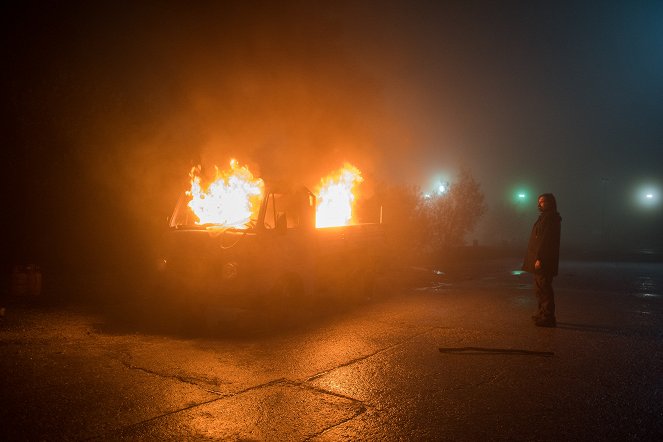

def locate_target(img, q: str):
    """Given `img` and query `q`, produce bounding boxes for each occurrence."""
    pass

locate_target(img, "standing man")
[523,193,562,327]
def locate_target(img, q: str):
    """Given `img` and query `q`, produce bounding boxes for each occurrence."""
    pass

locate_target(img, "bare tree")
[367,167,485,263]
[428,167,485,249]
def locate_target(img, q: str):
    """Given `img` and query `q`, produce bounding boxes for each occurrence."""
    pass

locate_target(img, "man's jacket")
[522,210,562,276]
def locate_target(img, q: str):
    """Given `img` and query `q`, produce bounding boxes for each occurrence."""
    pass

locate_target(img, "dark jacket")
[523,210,562,276]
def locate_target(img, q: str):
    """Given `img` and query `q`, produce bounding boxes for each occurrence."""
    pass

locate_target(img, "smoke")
[3,1,419,274]
[85,7,401,169]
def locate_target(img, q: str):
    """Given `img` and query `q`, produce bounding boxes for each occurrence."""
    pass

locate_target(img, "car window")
[264,193,301,229]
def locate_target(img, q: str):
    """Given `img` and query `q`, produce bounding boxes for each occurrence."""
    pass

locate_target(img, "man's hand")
[534,259,542,270]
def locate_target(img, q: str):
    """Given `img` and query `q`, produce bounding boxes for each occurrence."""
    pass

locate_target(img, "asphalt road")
[1,258,662,441]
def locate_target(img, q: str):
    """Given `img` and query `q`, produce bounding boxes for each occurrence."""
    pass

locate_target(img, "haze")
[3,1,662,275]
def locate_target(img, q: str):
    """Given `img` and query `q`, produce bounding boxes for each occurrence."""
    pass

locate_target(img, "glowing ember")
[187,159,264,229]
[315,163,363,228]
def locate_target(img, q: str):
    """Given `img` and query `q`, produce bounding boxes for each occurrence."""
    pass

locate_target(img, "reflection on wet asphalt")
[2,257,662,440]
[413,259,663,299]
[634,275,657,295]
[411,259,663,338]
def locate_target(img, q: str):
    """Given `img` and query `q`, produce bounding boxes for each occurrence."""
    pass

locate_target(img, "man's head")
[537,193,557,212]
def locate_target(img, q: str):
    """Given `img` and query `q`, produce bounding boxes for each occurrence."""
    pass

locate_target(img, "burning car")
[156,161,385,308]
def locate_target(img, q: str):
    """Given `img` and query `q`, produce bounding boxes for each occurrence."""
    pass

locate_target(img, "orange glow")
[187,159,264,229]
[315,163,363,228]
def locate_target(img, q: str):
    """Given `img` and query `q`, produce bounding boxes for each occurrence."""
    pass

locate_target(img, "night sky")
[2,1,662,276]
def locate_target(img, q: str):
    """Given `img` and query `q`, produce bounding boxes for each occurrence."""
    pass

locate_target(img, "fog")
[3,1,662,281]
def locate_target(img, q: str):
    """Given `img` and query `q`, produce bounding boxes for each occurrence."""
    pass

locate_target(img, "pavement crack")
[291,380,366,405]
[89,378,290,441]
[118,358,225,394]
[303,403,367,441]
[217,377,289,399]
[306,326,445,382]
[85,395,224,441]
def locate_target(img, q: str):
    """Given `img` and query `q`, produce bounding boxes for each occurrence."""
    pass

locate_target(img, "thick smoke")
[87,4,410,195]
[20,2,417,273]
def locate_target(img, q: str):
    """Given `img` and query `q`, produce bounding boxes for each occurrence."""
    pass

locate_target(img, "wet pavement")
[1,259,662,441]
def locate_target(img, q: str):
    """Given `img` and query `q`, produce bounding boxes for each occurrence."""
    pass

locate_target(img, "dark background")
[2,1,662,289]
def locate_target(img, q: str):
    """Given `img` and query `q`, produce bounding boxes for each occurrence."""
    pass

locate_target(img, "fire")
[187,159,264,229]
[315,163,363,228]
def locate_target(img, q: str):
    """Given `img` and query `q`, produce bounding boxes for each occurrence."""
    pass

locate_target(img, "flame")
[315,163,363,228]
[186,159,264,229]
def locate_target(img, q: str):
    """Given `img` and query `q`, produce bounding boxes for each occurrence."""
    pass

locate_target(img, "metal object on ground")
[439,347,554,356]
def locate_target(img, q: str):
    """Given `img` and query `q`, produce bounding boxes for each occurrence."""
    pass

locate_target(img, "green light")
[510,186,531,207]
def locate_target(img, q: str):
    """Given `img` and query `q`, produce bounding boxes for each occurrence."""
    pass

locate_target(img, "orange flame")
[315,163,363,228]
[186,159,264,229]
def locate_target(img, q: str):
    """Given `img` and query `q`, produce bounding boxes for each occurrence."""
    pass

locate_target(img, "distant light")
[437,181,449,195]
[511,188,531,207]
[636,186,659,208]
[423,193,432,199]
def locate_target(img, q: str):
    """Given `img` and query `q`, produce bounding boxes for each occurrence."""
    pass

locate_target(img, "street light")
[437,181,449,195]
[511,189,529,206]
[507,186,531,245]
[638,187,659,208]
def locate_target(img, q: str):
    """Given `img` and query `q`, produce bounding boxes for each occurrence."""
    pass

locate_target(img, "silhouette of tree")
[427,167,485,249]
